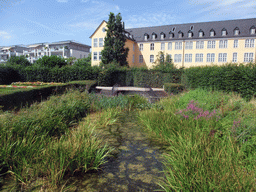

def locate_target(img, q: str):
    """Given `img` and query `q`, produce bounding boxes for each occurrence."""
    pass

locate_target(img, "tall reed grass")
[138,88,256,191]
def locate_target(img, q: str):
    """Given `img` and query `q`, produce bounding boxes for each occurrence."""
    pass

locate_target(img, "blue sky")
[0,0,255,47]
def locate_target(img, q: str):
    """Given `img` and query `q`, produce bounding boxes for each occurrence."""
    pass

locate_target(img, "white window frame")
[174,54,182,63]
[234,30,239,36]
[167,54,172,62]
[207,40,215,49]
[150,55,154,63]
[244,53,254,62]
[99,38,104,47]
[150,43,154,51]
[161,43,165,50]
[222,30,227,36]
[139,44,143,51]
[93,52,97,61]
[218,53,227,62]
[139,55,143,63]
[161,34,165,40]
[233,40,238,48]
[175,42,182,50]
[199,31,203,37]
[99,52,102,60]
[251,28,256,35]
[144,35,148,41]
[168,42,172,50]
[93,38,98,47]
[195,53,204,62]
[152,34,156,40]
[196,41,204,49]
[207,53,215,62]
[245,39,254,48]
[188,32,192,38]
[185,41,193,49]
[232,52,237,63]
[210,31,215,37]
[219,40,228,48]
[185,54,192,62]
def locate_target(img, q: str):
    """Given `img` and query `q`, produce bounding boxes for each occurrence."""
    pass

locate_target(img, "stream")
[73,111,167,192]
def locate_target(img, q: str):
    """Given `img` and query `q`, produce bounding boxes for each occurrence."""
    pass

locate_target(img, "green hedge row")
[164,83,185,95]
[184,63,256,101]
[98,67,182,87]
[0,80,97,111]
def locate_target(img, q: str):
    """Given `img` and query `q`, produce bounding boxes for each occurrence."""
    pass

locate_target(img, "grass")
[138,88,256,191]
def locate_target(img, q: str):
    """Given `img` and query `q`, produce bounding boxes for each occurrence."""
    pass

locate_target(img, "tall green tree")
[101,12,129,67]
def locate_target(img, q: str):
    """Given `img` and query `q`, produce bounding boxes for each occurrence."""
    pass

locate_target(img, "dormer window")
[190,25,194,30]
[234,27,239,36]
[172,27,176,32]
[222,28,227,36]
[178,31,183,38]
[144,33,149,41]
[152,33,157,40]
[199,29,204,37]
[188,30,193,38]
[250,26,256,35]
[169,32,174,39]
[210,29,215,37]
[160,32,165,40]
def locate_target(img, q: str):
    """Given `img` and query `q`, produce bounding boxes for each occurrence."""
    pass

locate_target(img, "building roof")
[49,40,91,48]
[125,18,256,42]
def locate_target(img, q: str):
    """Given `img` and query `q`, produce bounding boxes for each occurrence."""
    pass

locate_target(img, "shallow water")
[1,112,167,192]
[71,112,166,192]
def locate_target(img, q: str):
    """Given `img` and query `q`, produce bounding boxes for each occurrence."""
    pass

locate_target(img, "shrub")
[164,83,185,95]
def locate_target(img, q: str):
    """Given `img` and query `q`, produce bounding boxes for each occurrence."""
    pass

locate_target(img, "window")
[207,40,215,49]
[93,38,98,47]
[219,40,228,48]
[195,53,204,62]
[222,29,227,36]
[144,34,148,41]
[161,43,165,50]
[244,53,254,62]
[188,32,192,38]
[150,55,154,63]
[150,43,154,50]
[139,44,143,51]
[233,40,238,48]
[210,30,215,37]
[175,42,182,50]
[168,42,172,50]
[99,52,102,60]
[178,32,183,38]
[234,29,239,36]
[132,55,135,63]
[196,41,204,49]
[251,28,256,35]
[245,39,254,48]
[185,54,192,62]
[199,30,204,37]
[174,54,182,63]
[133,44,135,51]
[93,52,97,61]
[161,33,165,40]
[218,53,227,62]
[185,41,193,49]
[152,33,156,40]
[169,32,174,39]
[232,53,237,62]
[139,55,143,63]
[99,38,104,47]
[167,54,172,62]
[207,53,215,62]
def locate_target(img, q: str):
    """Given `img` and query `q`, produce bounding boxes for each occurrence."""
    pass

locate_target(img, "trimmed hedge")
[164,83,185,95]
[184,63,256,101]
[0,80,97,111]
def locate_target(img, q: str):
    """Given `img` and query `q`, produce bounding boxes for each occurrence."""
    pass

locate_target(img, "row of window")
[147,53,254,63]
[140,39,255,51]
[144,27,256,41]
[93,38,104,47]
[93,52,102,61]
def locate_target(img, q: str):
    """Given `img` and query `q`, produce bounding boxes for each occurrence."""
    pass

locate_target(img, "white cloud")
[115,5,120,10]
[0,31,12,39]
[57,0,68,2]
[81,0,89,2]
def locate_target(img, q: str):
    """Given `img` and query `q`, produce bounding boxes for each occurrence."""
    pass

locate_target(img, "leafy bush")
[34,55,67,68]
[6,55,31,67]
[164,83,185,95]
[0,66,21,85]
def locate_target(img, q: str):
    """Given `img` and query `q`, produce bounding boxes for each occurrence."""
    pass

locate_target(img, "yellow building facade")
[90,18,256,68]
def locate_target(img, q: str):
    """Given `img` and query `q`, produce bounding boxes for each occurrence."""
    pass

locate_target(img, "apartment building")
[24,40,91,63]
[0,45,28,63]
[90,18,256,68]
